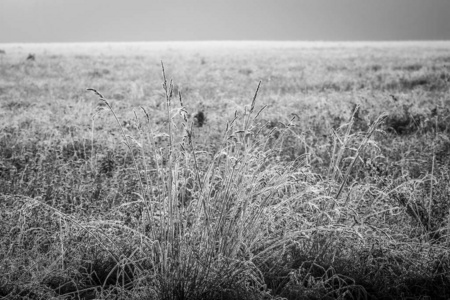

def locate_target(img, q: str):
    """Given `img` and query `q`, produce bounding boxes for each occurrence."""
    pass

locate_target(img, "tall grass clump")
[82,63,311,299]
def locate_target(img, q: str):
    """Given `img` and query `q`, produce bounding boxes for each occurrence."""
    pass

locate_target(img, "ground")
[0,41,450,299]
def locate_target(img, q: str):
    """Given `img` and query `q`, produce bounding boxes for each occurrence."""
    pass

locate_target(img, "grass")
[1,41,450,299]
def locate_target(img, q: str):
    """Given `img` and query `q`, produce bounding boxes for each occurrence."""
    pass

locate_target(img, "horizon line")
[1,39,449,45]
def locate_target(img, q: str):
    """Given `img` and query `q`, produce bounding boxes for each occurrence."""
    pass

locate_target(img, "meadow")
[0,41,450,299]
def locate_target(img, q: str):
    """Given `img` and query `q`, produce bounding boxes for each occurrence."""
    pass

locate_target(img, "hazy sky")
[1,0,449,43]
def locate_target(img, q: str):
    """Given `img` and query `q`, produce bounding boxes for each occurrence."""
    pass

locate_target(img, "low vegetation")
[1,42,449,299]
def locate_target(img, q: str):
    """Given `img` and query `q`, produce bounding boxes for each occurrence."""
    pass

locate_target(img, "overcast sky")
[1,0,449,43]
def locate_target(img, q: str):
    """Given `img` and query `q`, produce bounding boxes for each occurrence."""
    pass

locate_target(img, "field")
[1,41,450,300]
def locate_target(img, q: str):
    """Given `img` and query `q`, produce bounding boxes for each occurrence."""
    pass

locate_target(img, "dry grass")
[1,42,450,299]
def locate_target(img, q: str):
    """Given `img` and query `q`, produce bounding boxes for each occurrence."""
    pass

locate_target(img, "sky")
[0,0,449,43]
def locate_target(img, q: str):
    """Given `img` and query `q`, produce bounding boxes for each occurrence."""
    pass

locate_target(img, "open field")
[1,41,450,299]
